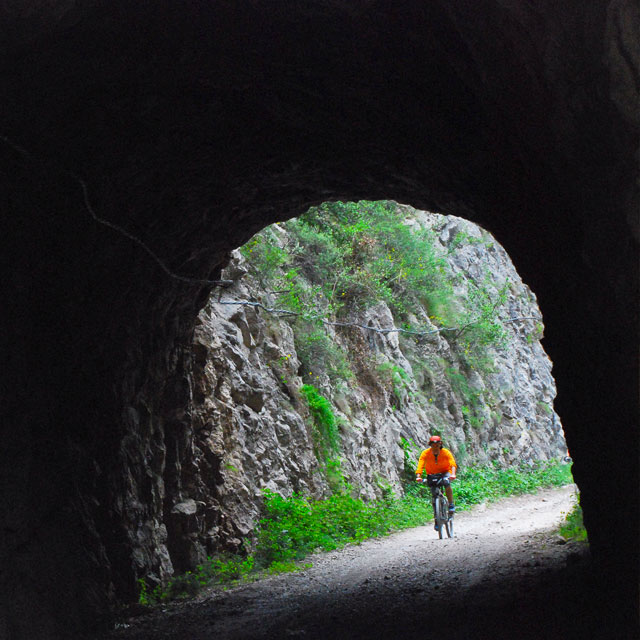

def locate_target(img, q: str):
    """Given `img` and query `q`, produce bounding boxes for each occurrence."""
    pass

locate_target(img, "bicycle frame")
[426,473,453,539]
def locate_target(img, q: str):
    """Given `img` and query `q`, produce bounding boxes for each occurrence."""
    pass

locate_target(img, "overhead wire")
[216,298,542,338]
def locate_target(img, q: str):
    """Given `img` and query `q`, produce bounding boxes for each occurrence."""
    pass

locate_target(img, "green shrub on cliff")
[295,324,353,384]
[239,227,287,285]
[300,384,341,461]
[240,200,510,362]
[289,200,453,319]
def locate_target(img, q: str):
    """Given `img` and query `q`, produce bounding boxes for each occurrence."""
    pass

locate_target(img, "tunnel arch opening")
[161,196,582,594]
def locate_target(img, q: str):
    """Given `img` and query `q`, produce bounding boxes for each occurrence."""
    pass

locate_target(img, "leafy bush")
[300,384,341,461]
[295,323,353,384]
[450,460,574,508]
[257,458,573,569]
[254,488,433,566]
[325,457,348,494]
[240,227,287,285]
[241,200,460,322]
[558,503,588,541]
[137,553,255,605]
[296,200,453,318]
[377,361,413,403]
[454,274,510,370]
[399,436,422,481]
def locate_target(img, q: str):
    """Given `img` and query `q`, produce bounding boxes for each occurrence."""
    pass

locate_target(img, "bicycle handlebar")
[415,473,456,481]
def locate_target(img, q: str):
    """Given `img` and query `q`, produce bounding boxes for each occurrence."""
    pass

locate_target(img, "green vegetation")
[449,460,573,508]
[325,457,348,494]
[137,554,256,604]
[537,401,553,415]
[461,405,485,430]
[457,275,509,350]
[295,325,353,385]
[558,503,588,542]
[376,361,413,403]
[260,458,572,566]
[239,227,287,286]
[448,229,486,252]
[526,322,545,344]
[399,436,421,479]
[241,200,511,383]
[446,366,487,430]
[300,384,341,462]
[254,488,432,565]
[290,200,453,319]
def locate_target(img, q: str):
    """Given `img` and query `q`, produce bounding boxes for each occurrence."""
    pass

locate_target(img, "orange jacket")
[416,447,457,476]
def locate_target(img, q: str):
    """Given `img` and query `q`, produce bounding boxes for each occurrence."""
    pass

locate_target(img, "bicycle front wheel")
[445,514,453,538]
[438,497,449,538]
[434,496,444,539]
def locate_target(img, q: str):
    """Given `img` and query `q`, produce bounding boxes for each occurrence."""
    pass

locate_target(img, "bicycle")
[418,473,454,539]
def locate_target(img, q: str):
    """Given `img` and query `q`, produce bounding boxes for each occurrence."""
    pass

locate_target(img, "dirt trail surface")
[103,486,602,640]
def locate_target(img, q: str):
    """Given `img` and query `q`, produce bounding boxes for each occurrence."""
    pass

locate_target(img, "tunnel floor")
[101,486,617,640]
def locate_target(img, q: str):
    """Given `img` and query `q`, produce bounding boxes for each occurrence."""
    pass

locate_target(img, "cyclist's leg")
[444,481,456,514]
[445,484,454,504]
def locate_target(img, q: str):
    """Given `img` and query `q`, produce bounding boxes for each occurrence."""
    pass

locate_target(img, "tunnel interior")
[1,1,638,637]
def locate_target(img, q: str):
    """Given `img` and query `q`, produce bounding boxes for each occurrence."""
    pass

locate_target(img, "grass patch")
[137,553,256,605]
[558,503,588,542]
[254,489,433,566]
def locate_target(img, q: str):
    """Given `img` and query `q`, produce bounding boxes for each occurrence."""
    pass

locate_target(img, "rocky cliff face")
[167,206,567,575]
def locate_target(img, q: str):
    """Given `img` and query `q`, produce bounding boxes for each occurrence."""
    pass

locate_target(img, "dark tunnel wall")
[1,1,638,637]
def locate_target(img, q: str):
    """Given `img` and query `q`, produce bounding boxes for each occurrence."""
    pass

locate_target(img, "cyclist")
[415,435,457,516]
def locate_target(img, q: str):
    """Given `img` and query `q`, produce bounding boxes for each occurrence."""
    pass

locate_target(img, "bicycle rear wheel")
[445,514,453,538]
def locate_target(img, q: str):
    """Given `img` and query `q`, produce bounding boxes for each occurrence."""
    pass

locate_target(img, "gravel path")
[103,485,597,640]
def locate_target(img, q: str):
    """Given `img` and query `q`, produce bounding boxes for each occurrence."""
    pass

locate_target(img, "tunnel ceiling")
[1,1,638,637]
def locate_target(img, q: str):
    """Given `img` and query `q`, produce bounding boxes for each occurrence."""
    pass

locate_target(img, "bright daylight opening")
[138,200,587,608]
